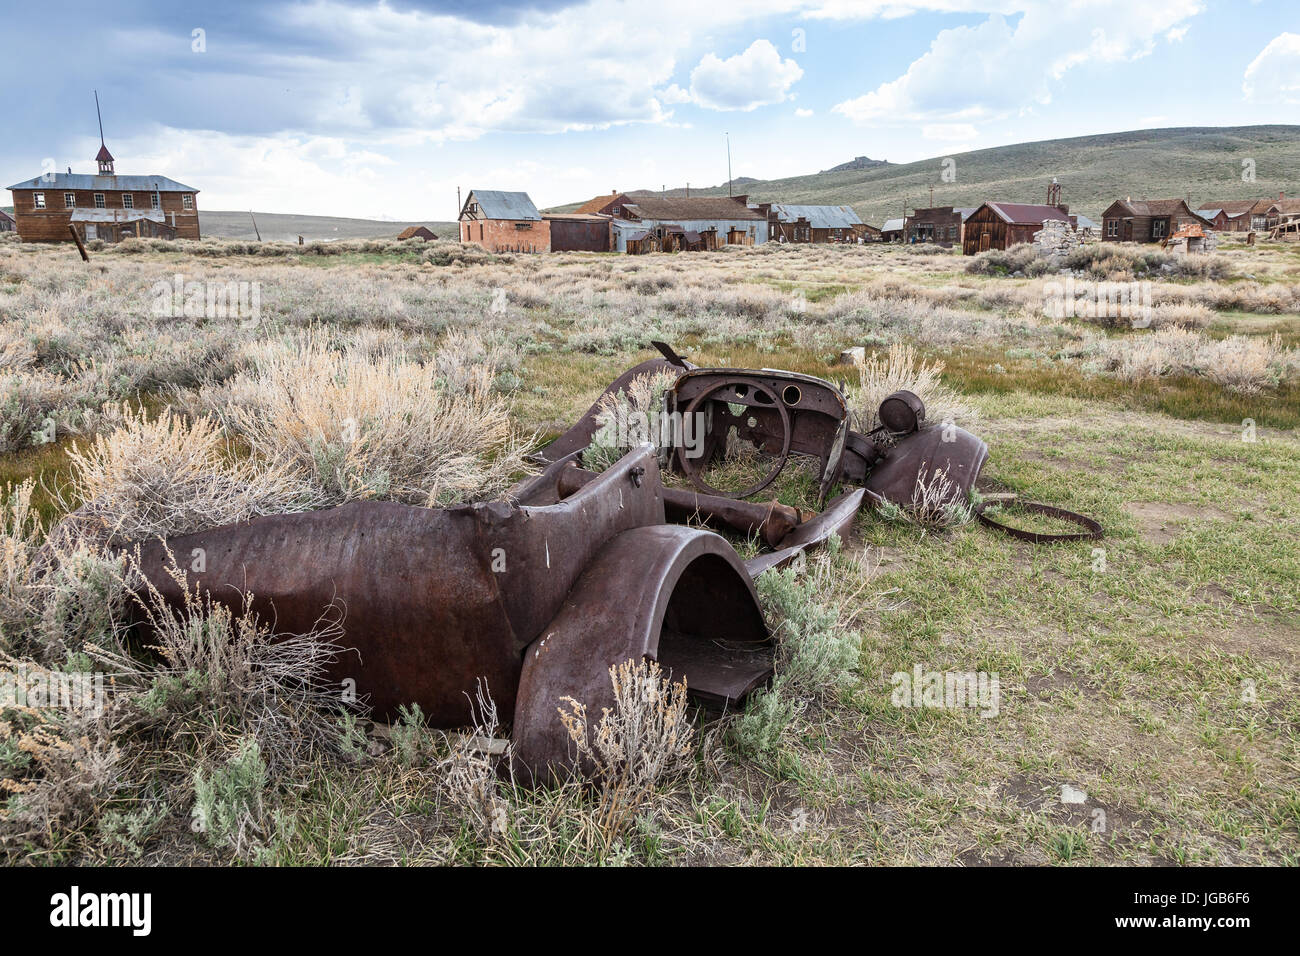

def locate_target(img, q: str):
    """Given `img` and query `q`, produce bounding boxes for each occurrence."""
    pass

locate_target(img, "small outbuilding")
[397,225,438,241]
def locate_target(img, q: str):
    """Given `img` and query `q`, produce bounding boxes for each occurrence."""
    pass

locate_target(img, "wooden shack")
[1099,198,1211,243]
[961,202,1075,254]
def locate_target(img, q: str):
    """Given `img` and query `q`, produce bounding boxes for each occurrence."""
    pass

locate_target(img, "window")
[948,225,958,240]
[1251,215,1265,230]
[64,192,76,209]
[33,192,45,209]
[182,195,194,210]
[1152,219,1167,238]
[151,193,160,209]
[1106,219,1119,238]
[122,194,134,209]
[94,193,106,208]
[515,222,533,230]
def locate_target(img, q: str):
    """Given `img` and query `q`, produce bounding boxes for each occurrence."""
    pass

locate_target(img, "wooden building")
[767,203,864,242]
[0,210,14,233]
[6,144,199,242]
[961,202,1076,254]
[905,206,978,246]
[397,225,438,240]
[1194,201,1257,233]
[880,218,905,242]
[610,196,767,251]
[1099,198,1210,243]
[459,190,550,252]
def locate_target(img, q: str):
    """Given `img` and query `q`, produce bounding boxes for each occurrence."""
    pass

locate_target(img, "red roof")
[95,144,114,162]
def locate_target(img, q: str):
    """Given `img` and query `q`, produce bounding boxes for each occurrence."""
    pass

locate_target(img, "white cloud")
[795,108,815,117]
[1243,33,1300,104]
[834,2,1204,125]
[688,40,804,111]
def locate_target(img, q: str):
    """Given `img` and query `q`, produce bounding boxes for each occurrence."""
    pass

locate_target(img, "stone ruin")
[1032,219,1090,258]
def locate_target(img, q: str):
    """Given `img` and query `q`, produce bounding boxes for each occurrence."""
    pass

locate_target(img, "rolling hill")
[199,211,456,242]
[550,126,1300,226]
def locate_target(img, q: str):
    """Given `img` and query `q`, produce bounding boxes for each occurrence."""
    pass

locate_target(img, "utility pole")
[726,132,733,197]
[249,210,261,242]
[929,185,934,206]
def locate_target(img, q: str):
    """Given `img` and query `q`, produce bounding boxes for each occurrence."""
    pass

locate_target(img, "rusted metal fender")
[512,524,771,782]
[128,447,668,726]
[863,424,989,508]
[532,357,686,464]
[743,487,866,578]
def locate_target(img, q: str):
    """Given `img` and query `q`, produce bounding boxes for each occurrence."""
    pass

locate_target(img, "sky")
[2,0,1297,220]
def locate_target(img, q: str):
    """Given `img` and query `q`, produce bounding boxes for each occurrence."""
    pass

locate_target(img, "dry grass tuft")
[191,335,530,506]
[850,342,979,433]
[61,404,318,546]
[557,658,694,842]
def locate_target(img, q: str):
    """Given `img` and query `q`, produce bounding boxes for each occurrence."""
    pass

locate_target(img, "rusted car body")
[131,346,991,780]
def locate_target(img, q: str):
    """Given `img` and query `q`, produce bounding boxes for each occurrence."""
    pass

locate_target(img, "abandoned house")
[905,206,978,246]
[610,195,768,251]
[397,225,438,241]
[459,190,550,252]
[880,217,905,242]
[1099,198,1211,243]
[6,144,199,242]
[766,204,865,242]
[1194,200,1258,232]
[961,203,1076,255]
[0,210,14,232]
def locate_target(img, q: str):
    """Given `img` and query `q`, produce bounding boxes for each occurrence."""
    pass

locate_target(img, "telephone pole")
[726,132,733,197]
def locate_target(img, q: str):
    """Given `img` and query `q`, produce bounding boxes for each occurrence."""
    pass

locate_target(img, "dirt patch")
[1124,500,1235,544]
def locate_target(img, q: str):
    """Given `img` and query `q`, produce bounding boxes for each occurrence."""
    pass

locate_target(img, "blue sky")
[2,0,1297,220]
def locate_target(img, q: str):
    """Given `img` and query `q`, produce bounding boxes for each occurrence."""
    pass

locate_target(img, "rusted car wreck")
[133,344,996,780]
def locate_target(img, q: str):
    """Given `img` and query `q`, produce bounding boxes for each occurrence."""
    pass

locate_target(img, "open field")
[1,231,1297,865]
[548,125,1300,226]
[199,211,457,242]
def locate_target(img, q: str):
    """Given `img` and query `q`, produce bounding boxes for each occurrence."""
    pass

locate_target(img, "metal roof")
[881,218,905,232]
[1074,214,1100,230]
[770,203,863,229]
[465,190,540,221]
[983,202,1074,225]
[69,208,167,223]
[7,173,198,192]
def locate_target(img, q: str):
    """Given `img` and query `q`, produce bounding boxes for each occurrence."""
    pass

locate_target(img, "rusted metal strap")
[974,496,1103,544]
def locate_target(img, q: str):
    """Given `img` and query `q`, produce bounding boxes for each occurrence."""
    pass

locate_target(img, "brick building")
[459,190,550,252]
[6,144,199,242]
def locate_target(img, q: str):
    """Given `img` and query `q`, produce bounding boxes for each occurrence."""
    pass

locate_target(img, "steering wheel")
[676,379,793,499]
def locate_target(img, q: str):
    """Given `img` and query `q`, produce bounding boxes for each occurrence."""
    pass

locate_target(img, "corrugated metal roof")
[466,190,540,220]
[6,173,198,192]
[955,207,979,221]
[881,218,905,232]
[1074,214,1100,230]
[69,208,167,223]
[985,202,1073,225]
[770,203,863,229]
[1197,208,1224,220]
